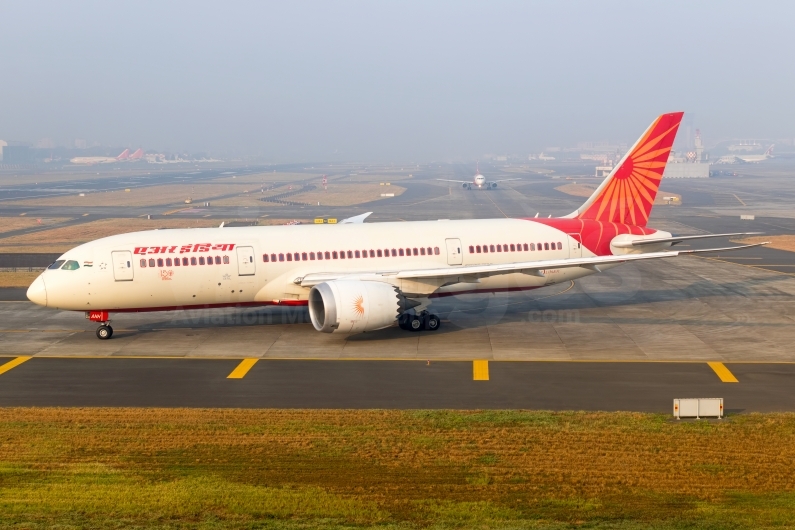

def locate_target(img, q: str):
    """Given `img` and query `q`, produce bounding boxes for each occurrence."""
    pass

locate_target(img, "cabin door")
[568,233,582,259]
[445,238,463,265]
[111,251,134,281]
[236,246,256,276]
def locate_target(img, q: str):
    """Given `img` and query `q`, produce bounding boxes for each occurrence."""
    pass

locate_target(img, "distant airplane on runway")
[70,149,129,165]
[716,145,774,164]
[30,112,766,340]
[437,163,519,189]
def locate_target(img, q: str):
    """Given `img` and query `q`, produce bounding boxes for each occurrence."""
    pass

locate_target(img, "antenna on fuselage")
[534,213,539,218]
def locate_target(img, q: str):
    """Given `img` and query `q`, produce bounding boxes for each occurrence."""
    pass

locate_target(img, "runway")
[1,356,793,411]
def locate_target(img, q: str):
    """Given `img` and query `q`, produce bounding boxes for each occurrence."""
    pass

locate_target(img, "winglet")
[339,212,372,224]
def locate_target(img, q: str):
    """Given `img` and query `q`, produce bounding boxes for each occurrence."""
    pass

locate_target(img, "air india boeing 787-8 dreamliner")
[28,112,765,339]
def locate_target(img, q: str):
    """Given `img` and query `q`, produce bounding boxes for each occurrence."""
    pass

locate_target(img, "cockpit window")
[61,260,80,270]
[48,260,65,270]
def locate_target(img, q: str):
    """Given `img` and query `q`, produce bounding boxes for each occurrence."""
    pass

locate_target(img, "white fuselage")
[29,219,600,312]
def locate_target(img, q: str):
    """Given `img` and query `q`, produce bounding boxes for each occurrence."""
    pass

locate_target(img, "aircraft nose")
[26,275,47,307]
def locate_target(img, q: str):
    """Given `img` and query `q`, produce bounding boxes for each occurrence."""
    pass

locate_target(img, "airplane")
[736,145,774,163]
[70,149,129,165]
[437,163,519,189]
[28,111,766,340]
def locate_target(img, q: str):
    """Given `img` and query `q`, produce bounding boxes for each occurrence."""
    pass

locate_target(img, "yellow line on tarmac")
[708,362,739,383]
[473,360,489,381]
[227,358,259,379]
[0,356,31,376]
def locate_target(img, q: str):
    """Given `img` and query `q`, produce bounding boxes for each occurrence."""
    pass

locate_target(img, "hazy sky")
[1,1,793,160]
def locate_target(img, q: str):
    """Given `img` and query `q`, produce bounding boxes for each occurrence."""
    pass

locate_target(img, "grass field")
[1,408,794,529]
[290,183,406,206]
[0,271,41,287]
[0,216,70,235]
[735,234,795,252]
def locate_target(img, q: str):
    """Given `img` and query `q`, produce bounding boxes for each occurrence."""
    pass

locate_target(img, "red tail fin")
[130,148,143,159]
[572,112,683,226]
[117,149,130,160]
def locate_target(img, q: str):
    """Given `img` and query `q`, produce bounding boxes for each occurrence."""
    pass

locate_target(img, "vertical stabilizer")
[568,112,684,226]
[117,149,130,160]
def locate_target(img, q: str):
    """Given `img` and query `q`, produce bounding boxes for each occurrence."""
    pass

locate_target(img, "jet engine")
[308,280,400,333]
[462,183,470,189]
[490,182,498,189]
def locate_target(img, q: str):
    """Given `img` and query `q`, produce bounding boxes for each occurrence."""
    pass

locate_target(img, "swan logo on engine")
[353,295,365,317]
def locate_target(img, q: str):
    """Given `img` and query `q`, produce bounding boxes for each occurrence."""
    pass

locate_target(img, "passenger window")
[544,243,549,250]
[557,242,562,250]
[173,258,180,267]
[294,253,300,261]
[199,257,205,265]
[149,259,156,267]
[270,254,276,262]
[287,254,292,261]
[183,258,190,266]
[434,247,440,255]
[190,257,197,265]
[279,253,284,262]
[166,258,172,266]
[140,259,146,268]
[340,251,345,259]
[496,245,501,252]
[530,243,535,251]
[510,244,515,252]
[347,250,353,259]
[355,250,361,258]
[377,249,383,257]
[310,252,315,260]
[324,252,330,259]
[48,260,65,270]
[427,247,432,255]
[537,242,542,250]
[422,247,428,255]
[333,251,338,259]
[206,257,213,265]
[399,248,404,256]
[263,254,269,262]
[302,252,308,260]
[215,256,221,264]
[412,248,418,256]
[524,243,529,251]
[156,258,164,267]
[223,256,229,264]
[476,245,481,253]
[370,250,375,257]
[489,245,495,252]
[392,249,397,256]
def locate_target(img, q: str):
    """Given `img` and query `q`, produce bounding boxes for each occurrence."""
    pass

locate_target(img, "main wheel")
[398,314,411,330]
[408,315,423,332]
[96,325,112,340]
[425,314,441,331]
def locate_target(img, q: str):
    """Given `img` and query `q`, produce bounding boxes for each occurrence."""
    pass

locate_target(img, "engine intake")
[309,280,400,333]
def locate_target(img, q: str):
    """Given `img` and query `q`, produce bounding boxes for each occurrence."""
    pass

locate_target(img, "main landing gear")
[398,311,441,332]
[86,311,113,340]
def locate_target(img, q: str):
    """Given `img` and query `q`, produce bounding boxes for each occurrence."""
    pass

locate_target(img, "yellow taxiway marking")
[227,358,259,379]
[0,356,32,376]
[733,194,747,206]
[473,360,489,381]
[708,362,739,383]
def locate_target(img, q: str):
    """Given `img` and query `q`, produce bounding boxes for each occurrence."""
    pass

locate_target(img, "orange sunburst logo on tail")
[578,112,684,226]
[352,295,365,317]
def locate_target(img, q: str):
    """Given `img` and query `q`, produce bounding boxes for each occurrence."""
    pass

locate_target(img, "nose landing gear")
[96,324,113,340]
[86,311,113,340]
[398,311,441,332]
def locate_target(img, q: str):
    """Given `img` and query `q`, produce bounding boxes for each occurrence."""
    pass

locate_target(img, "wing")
[297,243,767,288]
[489,178,521,184]
[436,179,472,184]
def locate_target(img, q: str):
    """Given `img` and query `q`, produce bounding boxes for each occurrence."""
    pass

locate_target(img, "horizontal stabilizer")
[612,232,763,248]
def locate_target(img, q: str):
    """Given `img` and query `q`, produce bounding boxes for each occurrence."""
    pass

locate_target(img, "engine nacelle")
[308,280,400,333]
[490,182,498,188]
[462,183,469,189]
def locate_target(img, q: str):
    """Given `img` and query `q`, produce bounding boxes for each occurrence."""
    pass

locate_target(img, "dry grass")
[0,408,793,529]
[291,183,406,206]
[5,183,260,208]
[0,218,222,252]
[0,217,70,235]
[734,235,795,252]
[0,271,41,287]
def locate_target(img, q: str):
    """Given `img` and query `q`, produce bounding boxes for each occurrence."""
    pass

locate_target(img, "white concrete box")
[674,398,723,419]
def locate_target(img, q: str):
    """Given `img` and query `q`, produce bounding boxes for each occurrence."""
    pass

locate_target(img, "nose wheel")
[96,324,113,340]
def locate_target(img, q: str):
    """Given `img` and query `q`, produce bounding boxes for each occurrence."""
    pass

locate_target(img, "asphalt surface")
[0,357,792,411]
